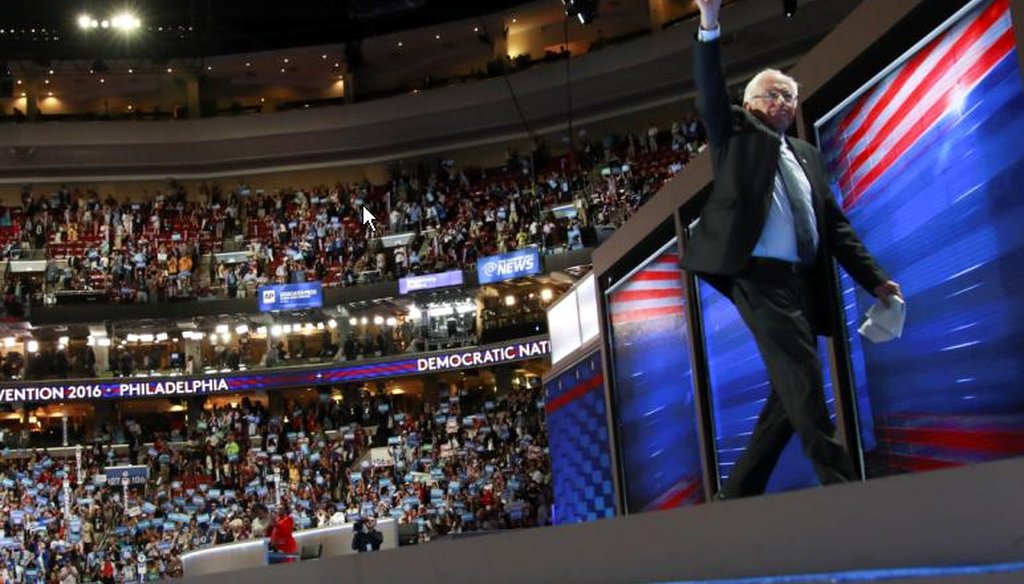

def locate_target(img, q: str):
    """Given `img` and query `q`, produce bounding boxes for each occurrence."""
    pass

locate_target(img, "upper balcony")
[0,0,851,182]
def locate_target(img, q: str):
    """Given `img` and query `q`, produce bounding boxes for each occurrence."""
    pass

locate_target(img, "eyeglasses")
[753,89,797,104]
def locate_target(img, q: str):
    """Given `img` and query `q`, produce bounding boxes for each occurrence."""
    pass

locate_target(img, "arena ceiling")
[0,0,535,61]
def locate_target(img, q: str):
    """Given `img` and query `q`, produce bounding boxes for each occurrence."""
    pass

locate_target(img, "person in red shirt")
[100,558,116,584]
[480,485,495,509]
[269,504,298,563]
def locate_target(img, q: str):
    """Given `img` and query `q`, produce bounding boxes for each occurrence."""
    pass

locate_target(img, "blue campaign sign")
[258,281,323,312]
[477,248,542,284]
[104,465,149,486]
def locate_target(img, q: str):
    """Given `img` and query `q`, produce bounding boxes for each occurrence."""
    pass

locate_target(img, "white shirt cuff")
[697,26,721,42]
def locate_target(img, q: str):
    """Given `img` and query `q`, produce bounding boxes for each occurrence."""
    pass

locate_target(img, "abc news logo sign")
[477,248,542,284]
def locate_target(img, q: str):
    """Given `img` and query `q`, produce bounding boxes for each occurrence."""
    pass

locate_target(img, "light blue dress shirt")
[751,139,819,262]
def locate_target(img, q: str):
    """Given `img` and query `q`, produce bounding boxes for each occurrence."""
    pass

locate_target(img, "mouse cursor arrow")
[361,207,377,235]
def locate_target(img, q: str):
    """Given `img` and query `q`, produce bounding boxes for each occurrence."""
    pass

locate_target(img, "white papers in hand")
[857,296,906,343]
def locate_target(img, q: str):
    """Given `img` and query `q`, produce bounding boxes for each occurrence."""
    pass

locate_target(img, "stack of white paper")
[857,296,907,343]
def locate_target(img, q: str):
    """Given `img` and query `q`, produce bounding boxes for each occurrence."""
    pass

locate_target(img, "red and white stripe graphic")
[824,0,1015,209]
[608,252,686,326]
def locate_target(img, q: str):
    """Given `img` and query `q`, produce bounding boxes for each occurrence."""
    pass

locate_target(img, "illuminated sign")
[0,338,550,404]
[399,270,464,294]
[258,282,323,312]
[477,248,542,284]
[0,379,232,404]
[416,340,550,372]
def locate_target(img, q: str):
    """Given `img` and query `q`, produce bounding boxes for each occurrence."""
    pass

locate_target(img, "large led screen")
[699,282,836,493]
[545,351,616,524]
[606,241,703,512]
[816,0,1024,477]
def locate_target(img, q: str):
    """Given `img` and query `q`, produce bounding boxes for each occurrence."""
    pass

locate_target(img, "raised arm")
[696,0,721,30]
[694,0,733,152]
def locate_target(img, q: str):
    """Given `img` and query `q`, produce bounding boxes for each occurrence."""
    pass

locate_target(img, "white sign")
[369,447,394,467]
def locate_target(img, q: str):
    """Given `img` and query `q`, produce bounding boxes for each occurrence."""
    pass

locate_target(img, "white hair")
[743,69,799,105]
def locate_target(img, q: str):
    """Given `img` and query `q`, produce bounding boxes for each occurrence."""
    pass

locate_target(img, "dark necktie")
[777,144,817,264]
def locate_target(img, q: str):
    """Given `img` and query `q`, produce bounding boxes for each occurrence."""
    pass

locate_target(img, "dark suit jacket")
[681,37,889,335]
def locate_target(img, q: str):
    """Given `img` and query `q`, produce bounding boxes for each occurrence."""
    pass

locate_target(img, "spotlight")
[27,340,39,353]
[540,288,554,302]
[782,0,798,17]
[505,294,517,307]
[77,14,92,30]
[111,13,141,31]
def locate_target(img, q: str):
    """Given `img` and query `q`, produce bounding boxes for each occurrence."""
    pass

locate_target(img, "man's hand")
[696,0,723,30]
[873,280,903,307]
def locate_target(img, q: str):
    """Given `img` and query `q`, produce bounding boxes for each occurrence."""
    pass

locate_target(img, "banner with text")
[477,248,542,284]
[399,270,464,295]
[0,338,550,405]
[258,281,323,312]
[103,465,150,486]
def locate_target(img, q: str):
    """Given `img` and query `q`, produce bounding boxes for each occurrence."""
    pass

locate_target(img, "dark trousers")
[719,261,854,498]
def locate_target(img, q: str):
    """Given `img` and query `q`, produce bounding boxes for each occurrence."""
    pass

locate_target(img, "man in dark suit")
[685,0,903,499]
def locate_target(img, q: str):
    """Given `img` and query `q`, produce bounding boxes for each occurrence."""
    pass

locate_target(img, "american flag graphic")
[822,0,1015,210]
[816,0,1024,478]
[607,247,703,511]
[608,251,686,326]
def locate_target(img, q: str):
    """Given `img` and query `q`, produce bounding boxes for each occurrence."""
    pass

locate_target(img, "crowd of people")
[0,383,550,582]
[0,120,701,580]
[0,119,705,308]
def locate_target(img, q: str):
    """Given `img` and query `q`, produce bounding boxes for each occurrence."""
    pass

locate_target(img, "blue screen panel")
[817,0,1024,476]
[607,244,704,512]
[257,281,323,311]
[545,351,616,524]
[699,281,836,493]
